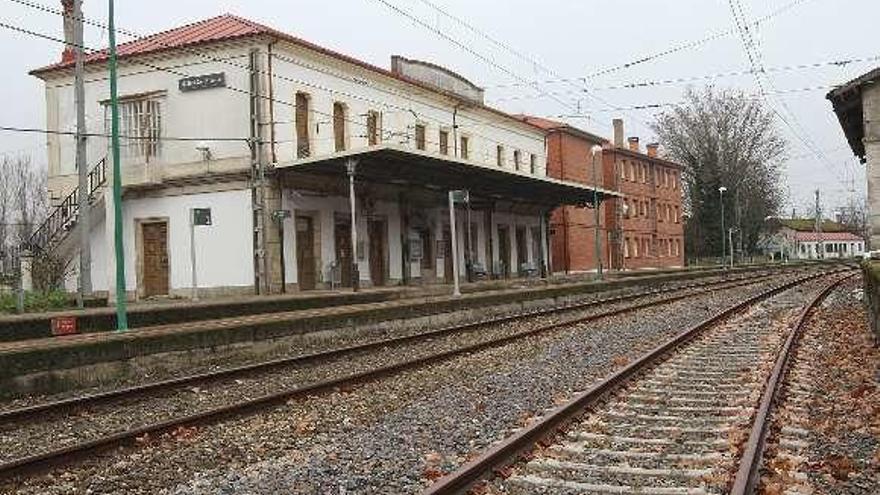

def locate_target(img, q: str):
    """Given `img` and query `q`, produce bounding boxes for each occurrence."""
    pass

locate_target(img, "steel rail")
[422,268,854,495]
[0,270,781,423]
[730,273,854,494]
[0,270,810,480]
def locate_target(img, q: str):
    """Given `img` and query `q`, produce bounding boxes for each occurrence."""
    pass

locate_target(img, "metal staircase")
[28,157,107,255]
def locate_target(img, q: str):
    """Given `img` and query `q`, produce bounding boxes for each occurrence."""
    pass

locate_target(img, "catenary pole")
[108,0,128,330]
[591,145,603,280]
[74,0,91,308]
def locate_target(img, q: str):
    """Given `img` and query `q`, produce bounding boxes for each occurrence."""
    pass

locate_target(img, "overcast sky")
[0,0,875,216]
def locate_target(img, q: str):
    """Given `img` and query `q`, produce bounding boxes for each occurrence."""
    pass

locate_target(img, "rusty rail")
[422,268,853,495]
[730,273,853,494]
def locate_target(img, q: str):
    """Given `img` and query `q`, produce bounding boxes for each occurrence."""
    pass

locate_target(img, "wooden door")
[335,220,353,287]
[497,226,510,278]
[443,227,453,283]
[368,219,386,286]
[295,216,316,290]
[516,227,528,274]
[142,221,169,297]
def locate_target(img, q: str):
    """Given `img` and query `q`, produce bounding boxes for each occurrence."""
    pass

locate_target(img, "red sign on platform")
[51,317,78,336]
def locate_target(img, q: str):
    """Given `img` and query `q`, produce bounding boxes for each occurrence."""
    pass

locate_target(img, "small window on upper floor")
[530,154,537,174]
[415,123,426,150]
[619,161,626,180]
[333,102,348,152]
[439,129,449,155]
[366,110,381,146]
[105,94,163,161]
[496,145,505,167]
[295,92,311,158]
[673,172,679,190]
[513,150,521,171]
[460,135,470,159]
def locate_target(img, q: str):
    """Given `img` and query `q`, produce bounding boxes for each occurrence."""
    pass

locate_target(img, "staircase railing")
[28,157,107,254]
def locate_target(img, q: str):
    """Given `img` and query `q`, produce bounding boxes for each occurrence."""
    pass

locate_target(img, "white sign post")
[190,208,212,301]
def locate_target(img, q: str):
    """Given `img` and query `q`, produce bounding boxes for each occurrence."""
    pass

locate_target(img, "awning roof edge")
[274,144,623,207]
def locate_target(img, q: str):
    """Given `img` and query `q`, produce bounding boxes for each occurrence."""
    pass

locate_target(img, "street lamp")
[591,145,604,280]
[719,186,727,267]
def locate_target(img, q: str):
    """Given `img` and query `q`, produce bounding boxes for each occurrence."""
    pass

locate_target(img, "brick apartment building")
[521,116,685,272]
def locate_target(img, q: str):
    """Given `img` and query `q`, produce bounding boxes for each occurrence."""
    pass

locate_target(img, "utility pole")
[591,145,603,280]
[107,0,128,330]
[815,189,823,260]
[73,0,91,308]
[719,186,727,267]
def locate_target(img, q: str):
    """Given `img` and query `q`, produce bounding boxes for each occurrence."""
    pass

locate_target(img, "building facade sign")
[179,73,226,92]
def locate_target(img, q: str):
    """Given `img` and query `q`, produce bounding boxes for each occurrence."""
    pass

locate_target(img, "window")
[530,154,537,174]
[672,172,678,189]
[105,95,162,160]
[460,135,470,159]
[513,150,521,171]
[414,123,426,150]
[674,206,680,223]
[439,129,449,155]
[624,237,630,258]
[496,145,505,167]
[295,92,310,158]
[333,102,347,152]
[619,161,626,180]
[633,237,639,258]
[366,111,380,146]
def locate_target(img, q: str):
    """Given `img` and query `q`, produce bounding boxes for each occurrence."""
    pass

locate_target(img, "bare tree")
[0,155,49,285]
[652,86,787,259]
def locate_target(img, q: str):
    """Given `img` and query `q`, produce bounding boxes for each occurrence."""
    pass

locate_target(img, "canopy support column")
[347,159,359,291]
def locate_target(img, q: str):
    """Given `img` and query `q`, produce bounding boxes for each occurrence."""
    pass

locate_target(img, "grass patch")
[0,290,72,315]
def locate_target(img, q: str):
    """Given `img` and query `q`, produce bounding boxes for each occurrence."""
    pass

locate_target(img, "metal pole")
[190,209,198,301]
[74,0,90,308]
[720,189,726,268]
[465,192,472,282]
[448,191,461,297]
[108,0,128,331]
[540,212,549,278]
[729,228,734,268]
[347,160,359,291]
[592,146,603,280]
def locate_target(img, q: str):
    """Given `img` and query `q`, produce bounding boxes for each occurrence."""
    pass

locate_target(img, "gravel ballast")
[0,269,841,494]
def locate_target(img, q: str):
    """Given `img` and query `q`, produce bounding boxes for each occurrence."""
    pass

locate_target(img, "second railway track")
[425,269,852,495]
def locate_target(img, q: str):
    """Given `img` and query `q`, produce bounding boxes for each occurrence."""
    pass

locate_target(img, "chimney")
[646,143,659,158]
[628,136,640,152]
[61,0,75,63]
[612,118,624,148]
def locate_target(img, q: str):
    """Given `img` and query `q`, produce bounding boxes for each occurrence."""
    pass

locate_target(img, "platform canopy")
[275,144,620,208]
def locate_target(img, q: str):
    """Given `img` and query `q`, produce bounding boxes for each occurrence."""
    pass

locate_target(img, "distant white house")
[759,218,865,260]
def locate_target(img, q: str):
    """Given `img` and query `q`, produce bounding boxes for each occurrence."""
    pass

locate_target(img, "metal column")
[347,159,359,291]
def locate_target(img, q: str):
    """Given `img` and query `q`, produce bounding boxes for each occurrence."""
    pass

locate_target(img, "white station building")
[30,13,617,300]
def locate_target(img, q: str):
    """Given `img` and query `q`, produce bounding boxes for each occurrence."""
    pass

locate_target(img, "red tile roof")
[793,231,863,242]
[30,14,543,131]
[32,14,268,75]
[515,114,607,143]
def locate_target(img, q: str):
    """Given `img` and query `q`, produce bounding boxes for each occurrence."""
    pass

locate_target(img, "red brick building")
[521,116,685,272]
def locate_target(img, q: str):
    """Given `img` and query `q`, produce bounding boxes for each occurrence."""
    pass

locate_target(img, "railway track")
[0,267,823,480]
[424,270,852,495]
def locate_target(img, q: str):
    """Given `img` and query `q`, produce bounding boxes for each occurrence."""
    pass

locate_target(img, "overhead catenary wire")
[725,0,850,189]
[484,54,880,94]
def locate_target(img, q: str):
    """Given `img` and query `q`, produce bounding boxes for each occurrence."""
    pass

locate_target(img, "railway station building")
[29,13,618,300]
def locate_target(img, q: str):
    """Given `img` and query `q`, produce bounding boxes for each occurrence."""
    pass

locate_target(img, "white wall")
[90,189,253,293]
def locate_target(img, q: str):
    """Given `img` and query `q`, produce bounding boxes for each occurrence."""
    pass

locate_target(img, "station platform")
[0,263,821,396]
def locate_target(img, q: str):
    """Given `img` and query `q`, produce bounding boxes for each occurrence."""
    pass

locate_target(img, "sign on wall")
[179,73,226,92]
[192,208,212,226]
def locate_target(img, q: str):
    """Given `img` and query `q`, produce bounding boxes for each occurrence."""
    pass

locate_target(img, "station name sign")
[179,73,226,92]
